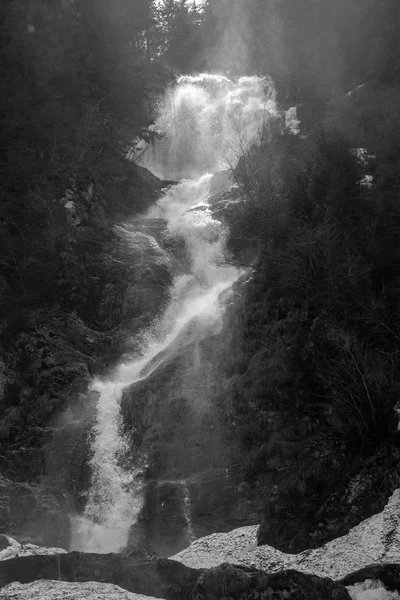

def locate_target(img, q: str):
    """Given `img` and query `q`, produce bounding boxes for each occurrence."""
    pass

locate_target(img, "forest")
[1,0,400,556]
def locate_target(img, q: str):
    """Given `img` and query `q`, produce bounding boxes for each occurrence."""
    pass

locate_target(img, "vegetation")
[226,123,399,434]
[214,0,400,549]
[0,0,174,477]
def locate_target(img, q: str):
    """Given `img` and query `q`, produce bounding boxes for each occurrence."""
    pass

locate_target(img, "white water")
[70,74,277,553]
[141,74,277,180]
[181,481,196,543]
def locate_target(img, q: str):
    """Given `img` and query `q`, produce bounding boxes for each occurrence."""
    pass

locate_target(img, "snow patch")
[348,579,400,600]
[0,539,66,562]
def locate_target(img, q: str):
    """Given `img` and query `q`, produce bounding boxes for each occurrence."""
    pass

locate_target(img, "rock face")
[0,475,70,548]
[121,308,263,557]
[114,216,173,330]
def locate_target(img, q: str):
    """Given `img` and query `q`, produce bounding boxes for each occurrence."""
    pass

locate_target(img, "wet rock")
[106,219,173,330]
[0,536,14,551]
[136,481,194,557]
[0,554,60,587]
[0,553,199,600]
[259,444,400,552]
[135,165,170,192]
[0,477,70,548]
[121,312,262,557]
[0,478,10,533]
[192,564,350,600]
[112,557,198,600]
[0,360,6,404]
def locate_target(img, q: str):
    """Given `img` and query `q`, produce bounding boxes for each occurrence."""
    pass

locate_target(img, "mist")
[197,0,397,104]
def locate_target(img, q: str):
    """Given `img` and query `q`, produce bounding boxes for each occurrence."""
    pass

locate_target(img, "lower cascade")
[69,74,277,553]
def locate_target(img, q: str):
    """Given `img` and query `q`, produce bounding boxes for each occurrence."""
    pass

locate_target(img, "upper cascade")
[140,73,277,180]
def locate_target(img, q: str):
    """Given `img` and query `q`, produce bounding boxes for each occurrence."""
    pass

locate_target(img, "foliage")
[0,0,170,324]
[0,0,175,480]
[223,106,400,486]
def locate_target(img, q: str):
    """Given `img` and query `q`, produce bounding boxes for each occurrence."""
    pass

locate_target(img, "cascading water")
[181,480,196,544]
[70,74,277,554]
[142,74,277,180]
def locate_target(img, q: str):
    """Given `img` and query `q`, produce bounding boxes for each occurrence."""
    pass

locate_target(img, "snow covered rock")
[0,580,162,600]
[0,538,66,562]
[172,489,400,580]
[347,579,400,600]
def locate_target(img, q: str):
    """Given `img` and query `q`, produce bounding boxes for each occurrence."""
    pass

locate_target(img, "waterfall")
[70,74,277,554]
[141,74,277,180]
[181,481,196,543]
